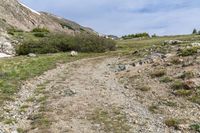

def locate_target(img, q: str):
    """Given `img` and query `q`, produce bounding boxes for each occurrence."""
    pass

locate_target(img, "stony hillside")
[0,0,96,57]
[0,0,94,34]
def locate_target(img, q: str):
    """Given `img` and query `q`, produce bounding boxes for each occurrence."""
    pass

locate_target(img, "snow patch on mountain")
[19,2,41,15]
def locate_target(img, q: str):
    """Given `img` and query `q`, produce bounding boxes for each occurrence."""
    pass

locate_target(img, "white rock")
[0,53,12,58]
[28,53,37,57]
[191,42,200,47]
[70,51,78,56]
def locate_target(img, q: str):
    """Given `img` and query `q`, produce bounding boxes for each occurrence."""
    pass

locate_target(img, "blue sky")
[20,0,200,36]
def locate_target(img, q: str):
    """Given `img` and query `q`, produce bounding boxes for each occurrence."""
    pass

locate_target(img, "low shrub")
[32,27,49,33]
[171,80,190,90]
[33,32,46,38]
[189,95,200,105]
[7,28,23,35]
[150,69,166,78]
[178,47,198,56]
[190,123,200,132]
[160,76,173,83]
[174,89,192,96]
[164,118,180,129]
[16,34,116,55]
[136,86,151,91]
[122,32,150,39]
[178,71,194,79]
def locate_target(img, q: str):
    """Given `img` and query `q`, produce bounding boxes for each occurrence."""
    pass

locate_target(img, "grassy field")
[0,53,102,106]
[117,34,200,53]
[1,34,200,106]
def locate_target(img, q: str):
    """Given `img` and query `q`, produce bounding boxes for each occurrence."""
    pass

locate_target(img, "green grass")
[190,123,200,132]
[136,86,151,91]
[150,69,166,78]
[160,76,173,83]
[0,53,101,106]
[164,118,180,129]
[88,107,131,133]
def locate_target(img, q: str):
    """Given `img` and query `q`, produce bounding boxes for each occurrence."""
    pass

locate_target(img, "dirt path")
[0,56,175,133]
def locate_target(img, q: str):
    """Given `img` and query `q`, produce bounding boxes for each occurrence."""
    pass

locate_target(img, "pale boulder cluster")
[0,33,17,58]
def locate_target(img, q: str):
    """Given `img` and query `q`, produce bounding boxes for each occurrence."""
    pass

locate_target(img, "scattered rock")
[191,42,200,47]
[164,40,183,45]
[63,89,76,96]
[28,53,37,57]
[70,51,78,56]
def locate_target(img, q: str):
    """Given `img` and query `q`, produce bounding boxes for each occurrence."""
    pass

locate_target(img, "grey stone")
[28,53,37,57]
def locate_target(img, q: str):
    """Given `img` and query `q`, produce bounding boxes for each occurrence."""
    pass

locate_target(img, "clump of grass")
[32,27,49,33]
[17,128,26,133]
[170,57,182,65]
[150,69,166,78]
[4,118,16,125]
[189,95,200,105]
[19,104,29,113]
[190,123,200,132]
[171,80,190,90]
[136,86,151,91]
[174,89,192,96]
[29,113,51,129]
[178,47,198,56]
[178,71,194,79]
[160,76,173,83]
[162,101,177,107]
[164,118,180,129]
[88,107,131,133]
[148,104,159,113]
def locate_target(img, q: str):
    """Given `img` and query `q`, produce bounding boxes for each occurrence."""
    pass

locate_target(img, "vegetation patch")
[150,69,166,78]
[136,86,151,91]
[88,107,131,133]
[190,123,200,132]
[28,113,51,129]
[174,89,192,96]
[16,34,116,55]
[122,32,150,39]
[178,71,194,79]
[164,118,181,129]
[178,47,198,56]
[160,76,173,83]
[148,104,159,113]
[189,95,200,105]
[32,27,49,33]
[171,80,190,90]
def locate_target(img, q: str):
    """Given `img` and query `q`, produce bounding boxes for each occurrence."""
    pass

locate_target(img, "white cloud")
[20,0,200,36]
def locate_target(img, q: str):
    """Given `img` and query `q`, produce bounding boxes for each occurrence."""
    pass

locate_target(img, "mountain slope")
[0,0,94,34]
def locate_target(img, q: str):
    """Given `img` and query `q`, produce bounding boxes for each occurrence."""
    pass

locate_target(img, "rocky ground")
[0,42,200,133]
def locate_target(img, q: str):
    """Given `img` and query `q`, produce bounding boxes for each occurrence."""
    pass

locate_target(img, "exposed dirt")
[0,55,199,133]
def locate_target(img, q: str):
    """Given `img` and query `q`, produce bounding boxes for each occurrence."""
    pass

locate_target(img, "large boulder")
[0,35,15,55]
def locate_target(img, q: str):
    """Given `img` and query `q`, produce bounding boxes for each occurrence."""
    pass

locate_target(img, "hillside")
[0,0,97,57]
[0,0,94,34]
[0,35,200,132]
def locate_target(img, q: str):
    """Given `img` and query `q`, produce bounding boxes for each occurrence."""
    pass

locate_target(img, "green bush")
[16,34,116,55]
[7,28,23,35]
[171,80,190,90]
[32,28,49,33]
[150,69,166,78]
[160,76,173,83]
[33,32,46,38]
[122,32,150,39]
[178,47,198,56]
[190,123,200,132]
[164,118,180,129]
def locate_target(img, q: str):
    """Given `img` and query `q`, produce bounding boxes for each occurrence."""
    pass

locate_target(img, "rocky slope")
[0,0,94,34]
[0,0,96,57]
